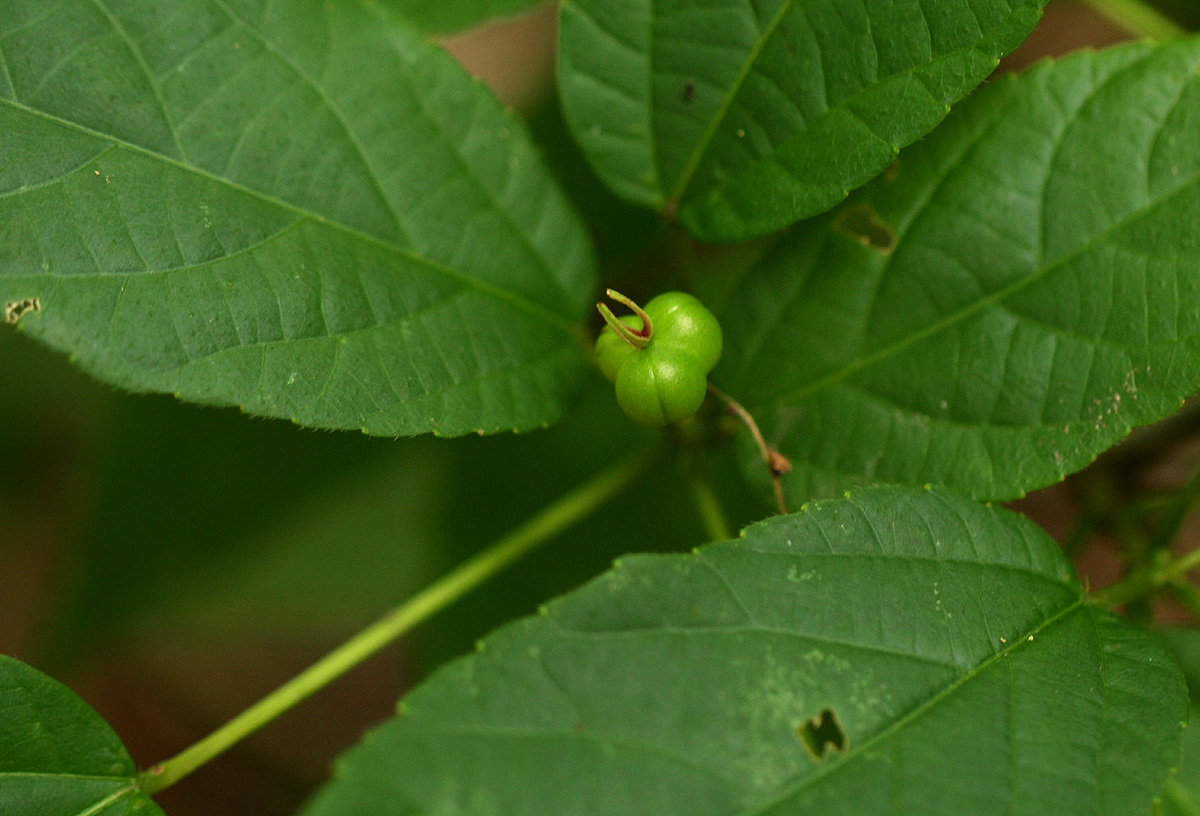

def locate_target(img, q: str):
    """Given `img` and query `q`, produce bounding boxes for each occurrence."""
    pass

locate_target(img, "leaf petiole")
[687,468,734,542]
[1091,545,1200,608]
[1164,777,1200,816]
[1078,0,1187,41]
[707,383,790,515]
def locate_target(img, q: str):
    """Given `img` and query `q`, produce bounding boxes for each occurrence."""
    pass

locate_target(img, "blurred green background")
[2,1,1197,814]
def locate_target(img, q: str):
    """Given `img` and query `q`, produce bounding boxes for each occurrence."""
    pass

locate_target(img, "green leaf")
[557,0,1046,241]
[716,38,1200,505]
[1162,627,1200,696]
[1159,628,1200,816]
[1163,709,1200,816]
[299,486,1185,816]
[0,655,162,816]
[0,0,595,437]
[378,0,550,37]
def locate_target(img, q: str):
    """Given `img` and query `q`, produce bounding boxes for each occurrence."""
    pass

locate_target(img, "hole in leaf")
[835,204,896,252]
[798,708,846,760]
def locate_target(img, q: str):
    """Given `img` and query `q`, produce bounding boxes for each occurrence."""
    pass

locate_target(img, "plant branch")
[688,469,734,541]
[137,447,656,796]
[1147,459,1200,554]
[707,383,790,515]
[1092,545,1200,607]
[1077,0,1188,41]
[1091,458,1200,607]
[1165,777,1200,816]
[1169,576,1200,620]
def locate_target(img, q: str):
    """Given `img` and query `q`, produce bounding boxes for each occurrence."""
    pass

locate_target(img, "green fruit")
[595,315,643,382]
[615,347,708,427]
[643,292,722,372]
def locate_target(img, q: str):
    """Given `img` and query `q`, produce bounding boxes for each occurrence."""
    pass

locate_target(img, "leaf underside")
[0,0,595,437]
[714,38,1200,505]
[558,0,1047,241]
[300,486,1184,816]
[0,655,162,816]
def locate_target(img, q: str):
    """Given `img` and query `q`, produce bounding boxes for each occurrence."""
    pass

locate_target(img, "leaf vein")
[0,100,577,334]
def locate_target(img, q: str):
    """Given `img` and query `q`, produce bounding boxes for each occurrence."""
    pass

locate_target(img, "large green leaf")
[379,0,549,37]
[1163,711,1200,816]
[300,487,1184,816]
[1160,630,1200,816]
[714,38,1200,505]
[557,0,1046,242]
[0,655,162,816]
[0,0,594,437]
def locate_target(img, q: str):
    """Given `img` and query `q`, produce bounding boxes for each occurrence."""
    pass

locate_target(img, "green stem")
[689,471,734,542]
[1077,0,1188,40]
[1165,777,1200,816]
[1148,460,1200,554]
[1091,459,1200,608]
[1061,509,1100,560]
[1093,545,1200,607]
[1170,577,1200,619]
[138,447,656,796]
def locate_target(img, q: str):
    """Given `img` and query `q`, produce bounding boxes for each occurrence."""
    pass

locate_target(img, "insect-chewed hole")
[834,204,896,252]
[797,708,847,760]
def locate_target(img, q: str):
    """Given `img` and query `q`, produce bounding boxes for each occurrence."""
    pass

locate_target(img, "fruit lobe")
[615,347,708,427]
[595,315,643,382]
[643,292,722,372]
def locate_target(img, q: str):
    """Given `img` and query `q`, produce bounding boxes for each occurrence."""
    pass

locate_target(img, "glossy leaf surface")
[0,0,594,437]
[558,0,1046,240]
[0,655,162,816]
[300,487,1184,816]
[715,39,1200,503]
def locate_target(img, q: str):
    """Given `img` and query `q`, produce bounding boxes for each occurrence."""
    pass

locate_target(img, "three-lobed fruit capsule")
[595,291,723,427]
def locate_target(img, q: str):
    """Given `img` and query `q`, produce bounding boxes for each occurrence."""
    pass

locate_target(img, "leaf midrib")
[740,597,1086,815]
[0,771,129,782]
[77,782,138,816]
[0,101,578,336]
[663,0,1029,209]
[87,0,187,161]
[0,773,142,816]
[665,0,793,207]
